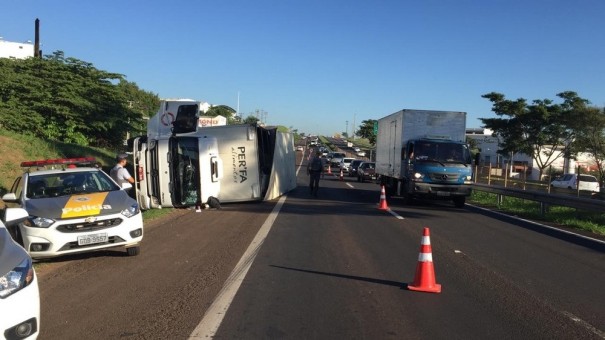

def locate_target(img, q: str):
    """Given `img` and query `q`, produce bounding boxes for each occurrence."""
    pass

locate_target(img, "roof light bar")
[20,157,97,168]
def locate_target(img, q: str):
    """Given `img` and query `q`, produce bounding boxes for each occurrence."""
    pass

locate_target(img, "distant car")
[550,173,600,192]
[330,152,347,167]
[339,158,356,172]
[348,160,364,177]
[356,151,366,157]
[296,146,304,151]
[0,207,40,340]
[353,147,361,152]
[357,162,376,182]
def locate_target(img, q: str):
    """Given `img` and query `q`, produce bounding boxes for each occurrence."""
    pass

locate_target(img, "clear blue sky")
[2,0,604,137]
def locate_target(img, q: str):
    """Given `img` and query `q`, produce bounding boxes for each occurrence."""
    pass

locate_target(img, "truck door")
[172,104,199,134]
[131,136,152,210]
[198,137,222,205]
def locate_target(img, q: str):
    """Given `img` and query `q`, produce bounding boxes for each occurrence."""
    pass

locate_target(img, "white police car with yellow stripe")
[2,157,143,259]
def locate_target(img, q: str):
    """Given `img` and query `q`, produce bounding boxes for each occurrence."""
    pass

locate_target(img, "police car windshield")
[27,170,120,199]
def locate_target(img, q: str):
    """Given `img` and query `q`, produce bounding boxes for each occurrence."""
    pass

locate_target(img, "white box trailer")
[190,124,297,203]
[375,109,473,207]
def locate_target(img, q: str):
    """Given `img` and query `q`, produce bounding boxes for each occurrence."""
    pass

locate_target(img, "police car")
[2,157,143,259]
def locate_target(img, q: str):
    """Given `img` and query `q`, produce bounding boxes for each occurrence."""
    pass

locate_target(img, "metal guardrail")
[471,182,605,215]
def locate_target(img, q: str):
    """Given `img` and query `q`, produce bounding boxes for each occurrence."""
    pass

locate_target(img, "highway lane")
[209,162,605,339]
[35,150,605,339]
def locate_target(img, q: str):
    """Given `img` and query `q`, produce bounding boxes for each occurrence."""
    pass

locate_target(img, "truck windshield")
[170,137,200,207]
[414,142,471,164]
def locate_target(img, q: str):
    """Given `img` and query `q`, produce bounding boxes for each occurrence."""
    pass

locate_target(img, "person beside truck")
[110,153,135,187]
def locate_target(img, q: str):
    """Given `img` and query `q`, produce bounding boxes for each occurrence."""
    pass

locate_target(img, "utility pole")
[345,120,348,138]
[352,113,356,140]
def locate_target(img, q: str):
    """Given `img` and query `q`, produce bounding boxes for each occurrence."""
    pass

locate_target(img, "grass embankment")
[0,129,174,221]
[469,190,605,236]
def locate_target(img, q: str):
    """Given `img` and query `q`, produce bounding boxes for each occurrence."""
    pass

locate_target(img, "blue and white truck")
[375,109,473,207]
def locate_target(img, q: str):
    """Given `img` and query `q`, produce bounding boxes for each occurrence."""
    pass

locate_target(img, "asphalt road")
[35,149,605,340]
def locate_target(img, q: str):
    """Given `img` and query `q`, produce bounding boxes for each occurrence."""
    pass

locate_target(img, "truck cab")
[131,135,222,209]
[399,138,473,207]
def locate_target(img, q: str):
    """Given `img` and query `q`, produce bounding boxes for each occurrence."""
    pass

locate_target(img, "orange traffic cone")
[327,165,332,175]
[408,227,441,293]
[339,169,344,181]
[377,185,389,210]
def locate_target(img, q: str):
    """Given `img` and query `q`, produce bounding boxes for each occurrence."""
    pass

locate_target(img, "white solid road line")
[188,196,287,339]
[387,209,404,219]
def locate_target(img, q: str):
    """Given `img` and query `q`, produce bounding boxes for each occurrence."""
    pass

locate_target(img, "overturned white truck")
[130,99,297,209]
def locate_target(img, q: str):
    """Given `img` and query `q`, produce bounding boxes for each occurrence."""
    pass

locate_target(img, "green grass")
[469,190,605,236]
[142,208,176,221]
[0,129,119,194]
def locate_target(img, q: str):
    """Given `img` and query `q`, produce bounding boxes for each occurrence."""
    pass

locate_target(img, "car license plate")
[437,191,450,196]
[78,233,108,246]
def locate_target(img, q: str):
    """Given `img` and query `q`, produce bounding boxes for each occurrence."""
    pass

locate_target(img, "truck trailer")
[375,109,473,207]
[131,99,296,209]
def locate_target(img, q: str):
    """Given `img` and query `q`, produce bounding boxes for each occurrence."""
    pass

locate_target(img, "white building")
[0,39,34,59]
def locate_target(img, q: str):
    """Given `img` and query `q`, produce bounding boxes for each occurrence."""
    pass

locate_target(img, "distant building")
[466,128,598,180]
[198,115,227,127]
[0,38,34,59]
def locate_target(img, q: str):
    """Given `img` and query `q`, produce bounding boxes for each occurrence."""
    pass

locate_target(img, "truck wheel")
[126,246,140,256]
[453,196,466,208]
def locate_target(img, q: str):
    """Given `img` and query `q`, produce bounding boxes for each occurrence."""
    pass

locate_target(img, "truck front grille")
[428,173,460,183]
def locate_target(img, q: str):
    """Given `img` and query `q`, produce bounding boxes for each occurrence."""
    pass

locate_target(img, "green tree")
[571,106,605,185]
[480,92,588,180]
[243,115,260,125]
[356,119,377,144]
[206,105,240,124]
[0,51,160,148]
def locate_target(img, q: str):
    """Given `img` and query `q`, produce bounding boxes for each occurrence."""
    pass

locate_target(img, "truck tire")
[453,196,466,208]
[126,246,140,256]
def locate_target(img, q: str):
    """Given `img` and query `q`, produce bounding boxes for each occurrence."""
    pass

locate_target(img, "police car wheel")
[126,246,140,256]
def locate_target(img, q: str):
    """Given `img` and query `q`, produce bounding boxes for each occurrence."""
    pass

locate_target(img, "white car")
[2,157,144,259]
[356,151,366,157]
[1,207,40,339]
[339,158,356,172]
[550,173,600,193]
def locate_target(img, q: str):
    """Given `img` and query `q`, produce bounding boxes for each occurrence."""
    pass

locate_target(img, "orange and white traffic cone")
[327,165,332,175]
[377,185,389,210]
[408,227,441,293]
[339,169,344,181]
